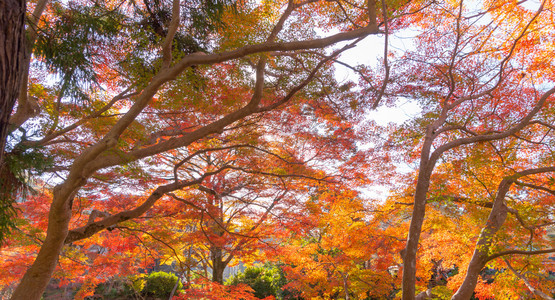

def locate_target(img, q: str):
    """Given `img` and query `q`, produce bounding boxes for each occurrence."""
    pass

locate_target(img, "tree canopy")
[1,0,555,299]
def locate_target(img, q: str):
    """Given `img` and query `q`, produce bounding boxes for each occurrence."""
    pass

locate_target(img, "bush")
[226,264,300,299]
[143,271,182,298]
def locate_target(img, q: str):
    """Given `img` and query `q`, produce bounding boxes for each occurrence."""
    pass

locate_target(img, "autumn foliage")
[1,0,555,299]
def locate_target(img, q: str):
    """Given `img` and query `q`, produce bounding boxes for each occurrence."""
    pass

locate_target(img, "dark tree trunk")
[0,0,26,165]
[211,245,226,284]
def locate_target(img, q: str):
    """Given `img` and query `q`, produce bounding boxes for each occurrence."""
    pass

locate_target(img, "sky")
[335,32,422,126]
[332,32,422,201]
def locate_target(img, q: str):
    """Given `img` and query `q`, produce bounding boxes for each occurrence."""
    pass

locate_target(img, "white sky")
[333,33,422,201]
[335,33,422,126]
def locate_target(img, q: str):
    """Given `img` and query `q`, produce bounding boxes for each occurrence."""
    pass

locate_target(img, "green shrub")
[143,271,182,298]
[226,264,300,299]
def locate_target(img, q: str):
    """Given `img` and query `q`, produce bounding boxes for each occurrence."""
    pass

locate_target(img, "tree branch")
[65,166,231,243]
[487,248,555,262]
[372,0,390,109]
[161,0,181,68]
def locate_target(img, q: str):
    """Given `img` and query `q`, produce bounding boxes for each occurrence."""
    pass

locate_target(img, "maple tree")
[0,0,417,298]
[129,142,335,287]
[359,0,555,298]
[3,0,555,299]
[269,186,403,299]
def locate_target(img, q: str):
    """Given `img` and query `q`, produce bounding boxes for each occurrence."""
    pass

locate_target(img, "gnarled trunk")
[451,179,512,300]
[0,0,26,165]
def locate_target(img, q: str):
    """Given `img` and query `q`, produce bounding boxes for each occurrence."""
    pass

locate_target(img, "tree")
[6,0,555,299]
[359,0,555,298]
[0,0,48,244]
[137,142,331,286]
[270,186,402,299]
[0,0,26,245]
[2,0,414,298]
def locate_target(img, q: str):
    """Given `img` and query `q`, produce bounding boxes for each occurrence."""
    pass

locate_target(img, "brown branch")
[267,0,297,43]
[85,209,111,226]
[367,0,378,28]
[227,165,333,182]
[507,206,535,245]
[65,166,231,243]
[117,225,185,267]
[458,0,547,106]
[169,24,380,76]
[372,0,390,109]
[395,195,493,208]
[171,143,307,181]
[431,86,555,163]
[23,88,138,147]
[223,190,287,266]
[443,0,465,108]
[453,166,555,299]
[161,0,181,68]
[331,58,376,89]
[258,40,360,112]
[531,120,555,131]
[487,248,555,262]
[495,0,546,83]
[74,25,378,177]
[515,180,555,196]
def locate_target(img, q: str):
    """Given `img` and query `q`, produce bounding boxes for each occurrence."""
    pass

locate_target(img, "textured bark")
[8,0,47,133]
[209,192,227,285]
[401,86,555,299]
[450,182,510,300]
[64,169,226,244]
[211,246,226,284]
[0,0,26,165]
[11,182,79,300]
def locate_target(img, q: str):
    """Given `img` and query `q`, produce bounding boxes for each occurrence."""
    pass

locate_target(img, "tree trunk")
[402,129,436,300]
[8,0,48,135]
[11,183,80,300]
[0,0,26,165]
[211,246,225,284]
[451,180,511,300]
[341,273,350,300]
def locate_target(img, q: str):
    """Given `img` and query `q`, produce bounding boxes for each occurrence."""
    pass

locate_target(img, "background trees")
[270,186,401,299]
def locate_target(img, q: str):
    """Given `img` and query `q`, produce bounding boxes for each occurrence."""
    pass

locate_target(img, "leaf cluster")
[34,2,126,102]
